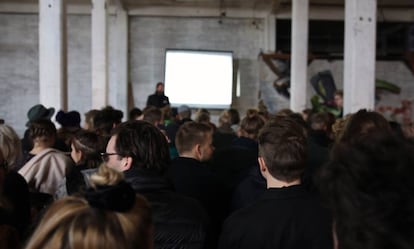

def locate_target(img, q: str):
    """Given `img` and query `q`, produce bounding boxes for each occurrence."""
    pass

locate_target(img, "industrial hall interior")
[1,0,414,249]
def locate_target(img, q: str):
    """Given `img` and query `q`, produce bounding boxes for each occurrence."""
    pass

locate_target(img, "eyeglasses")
[100,152,121,162]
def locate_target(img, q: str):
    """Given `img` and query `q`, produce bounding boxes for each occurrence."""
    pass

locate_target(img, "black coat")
[230,164,266,212]
[219,185,333,249]
[166,157,222,214]
[124,167,208,249]
[166,157,226,248]
[146,93,170,108]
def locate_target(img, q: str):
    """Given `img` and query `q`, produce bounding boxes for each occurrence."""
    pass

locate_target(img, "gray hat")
[178,105,190,114]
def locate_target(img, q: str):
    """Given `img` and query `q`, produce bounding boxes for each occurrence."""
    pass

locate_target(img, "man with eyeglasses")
[102,120,209,249]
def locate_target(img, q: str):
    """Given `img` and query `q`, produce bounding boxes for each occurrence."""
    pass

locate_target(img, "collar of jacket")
[124,167,172,193]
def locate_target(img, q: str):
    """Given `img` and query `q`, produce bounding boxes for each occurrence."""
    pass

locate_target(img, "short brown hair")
[143,106,162,125]
[239,114,265,140]
[175,121,213,154]
[258,115,307,182]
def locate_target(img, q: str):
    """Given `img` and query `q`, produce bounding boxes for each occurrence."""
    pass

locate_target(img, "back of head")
[195,112,211,124]
[218,110,232,127]
[93,107,124,137]
[275,108,294,117]
[56,110,81,128]
[142,106,162,125]
[340,109,392,143]
[129,108,143,121]
[239,114,265,140]
[258,115,307,182]
[84,109,100,131]
[309,112,331,131]
[0,124,22,169]
[332,114,353,142]
[316,131,414,249]
[178,105,191,119]
[194,109,211,123]
[71,130,105,168]
[228,108,240,125]
[111,121,170,173]
[175,121,213,154]
[24,164,153,249]
[29,119,57,143]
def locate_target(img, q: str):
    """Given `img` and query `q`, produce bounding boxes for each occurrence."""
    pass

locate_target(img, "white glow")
[164,50,233,109]
[236,69,241,97]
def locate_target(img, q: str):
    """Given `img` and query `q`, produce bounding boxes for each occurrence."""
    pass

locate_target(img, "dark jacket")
[146,93,170,108]
[230,164,266,212]
[219,185,333,249]
[124,167,208,249]
[211,136,259,214]
[166,157,222,214]
[166,157,225,248]
[2,171,31,239]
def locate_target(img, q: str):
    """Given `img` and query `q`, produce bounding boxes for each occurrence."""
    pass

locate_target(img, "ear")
[258,156,268,179]
[194,144,202,160]
[258,157,267,173]
[120,156,133,171]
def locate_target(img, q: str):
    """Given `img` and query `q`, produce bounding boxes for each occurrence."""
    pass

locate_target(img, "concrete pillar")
[114,8,128,119]
[343,0,377,114]
[91,0,108,109]
[290,0,309,112]
[264,14,276,52]
[39,0,67,111]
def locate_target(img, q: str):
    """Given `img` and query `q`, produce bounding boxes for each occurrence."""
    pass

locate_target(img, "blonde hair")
[89,163,123,187]
[332,114,353,142]
[219,110,231,126]
[24,164,153,249]
[0,124,22,169]
[194,109,211,124]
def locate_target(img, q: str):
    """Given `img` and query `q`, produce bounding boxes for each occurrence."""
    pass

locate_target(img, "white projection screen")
[164,49,234,109]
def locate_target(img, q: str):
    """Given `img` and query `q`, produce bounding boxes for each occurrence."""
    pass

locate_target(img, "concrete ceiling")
[1,0,414,12]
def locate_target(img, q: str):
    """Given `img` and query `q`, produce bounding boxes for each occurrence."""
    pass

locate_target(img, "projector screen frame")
[164,48,235,109]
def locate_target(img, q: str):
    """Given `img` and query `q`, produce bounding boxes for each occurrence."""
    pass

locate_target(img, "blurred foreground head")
[24,164,153,249]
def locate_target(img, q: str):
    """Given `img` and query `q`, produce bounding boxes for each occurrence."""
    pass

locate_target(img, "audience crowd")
[1,100,414,249]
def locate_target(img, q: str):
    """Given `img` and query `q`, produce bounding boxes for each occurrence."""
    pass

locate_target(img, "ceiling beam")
[127,6,272,18]
[0,2,413,21]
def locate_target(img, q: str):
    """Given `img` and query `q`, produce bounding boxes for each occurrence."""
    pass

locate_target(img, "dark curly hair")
[340,109,393,143]
[317,131,414,249]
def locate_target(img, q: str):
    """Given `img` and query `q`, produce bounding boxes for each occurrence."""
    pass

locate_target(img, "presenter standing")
[146,82,170,109]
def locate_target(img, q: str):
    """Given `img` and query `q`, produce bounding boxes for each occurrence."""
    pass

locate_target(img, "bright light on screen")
[164,50,233,109]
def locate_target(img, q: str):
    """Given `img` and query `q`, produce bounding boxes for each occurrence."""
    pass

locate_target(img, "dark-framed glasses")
[100,152,121,162]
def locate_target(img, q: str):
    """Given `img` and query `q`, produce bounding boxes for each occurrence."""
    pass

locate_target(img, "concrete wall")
[0,14,264,136]
[1,12,413,137]
[129,16,263,113]
[0,14,39,136]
